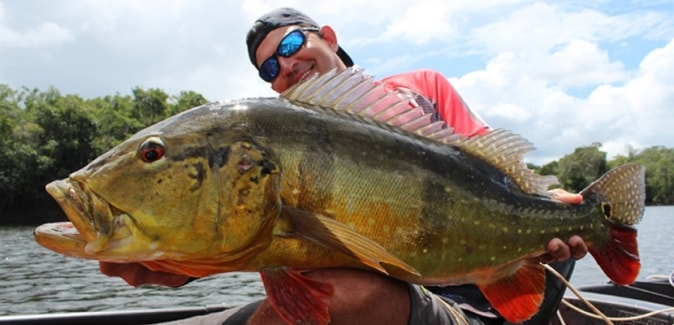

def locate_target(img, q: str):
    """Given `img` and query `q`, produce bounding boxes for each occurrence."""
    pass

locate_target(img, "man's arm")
[380,69,489,137]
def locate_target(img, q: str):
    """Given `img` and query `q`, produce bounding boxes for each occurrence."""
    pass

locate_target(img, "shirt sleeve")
[407,284,501,325]
[380,70,489,137]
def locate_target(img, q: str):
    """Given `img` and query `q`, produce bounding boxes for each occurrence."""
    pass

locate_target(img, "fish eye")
[139,137,166,163]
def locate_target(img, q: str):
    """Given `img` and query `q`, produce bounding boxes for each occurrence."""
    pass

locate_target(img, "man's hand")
[99,261,193,287]
[247,269,411,325]
[539,235,588,264]
[539,189,588,263]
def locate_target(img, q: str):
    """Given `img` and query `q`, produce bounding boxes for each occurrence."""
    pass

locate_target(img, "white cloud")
[0,21,73,49]
[379,1,458,45]
[0,1,74,50]
[546,40,627,87]
[455,37,674,164]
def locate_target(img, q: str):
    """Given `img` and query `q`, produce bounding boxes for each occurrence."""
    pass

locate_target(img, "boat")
[555,272,674,324]
[1,273,672,325]
[0,304,231,325]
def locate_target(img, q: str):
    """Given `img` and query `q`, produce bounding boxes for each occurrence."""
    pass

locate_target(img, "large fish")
[35,68,645,324]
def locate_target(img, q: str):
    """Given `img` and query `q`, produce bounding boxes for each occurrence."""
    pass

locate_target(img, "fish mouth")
[36,178,138,260]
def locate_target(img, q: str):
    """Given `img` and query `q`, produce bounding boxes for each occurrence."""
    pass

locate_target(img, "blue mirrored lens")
[259,57,279,82]
[278,30,305,57]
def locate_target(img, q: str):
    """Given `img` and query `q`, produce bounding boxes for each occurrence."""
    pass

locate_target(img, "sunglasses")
[258,27,319,82]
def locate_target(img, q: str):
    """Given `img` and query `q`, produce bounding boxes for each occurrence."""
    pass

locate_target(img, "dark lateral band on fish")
[35,68,646,325]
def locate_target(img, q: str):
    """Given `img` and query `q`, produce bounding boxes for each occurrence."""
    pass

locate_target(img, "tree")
[88,94,144,153]
[633,147,674,204]
[170,90,209,115]
[132,87,170,125]
[556,142,608,192]
[34,92,98,179]
[0,86,60,215]
[609,145,640,168]
[538,161,559,179]
[0,85,27,210]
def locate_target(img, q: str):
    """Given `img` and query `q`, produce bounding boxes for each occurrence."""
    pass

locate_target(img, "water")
[0,230,265,316]
[0,206,671,316]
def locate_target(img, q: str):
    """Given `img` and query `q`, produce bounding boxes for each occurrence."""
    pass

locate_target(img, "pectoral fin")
[282,206,420,277]
[260,267,333,325]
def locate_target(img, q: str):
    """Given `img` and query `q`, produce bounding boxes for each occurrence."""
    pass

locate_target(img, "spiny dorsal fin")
[281,68,558,195]
[451,129,559,195]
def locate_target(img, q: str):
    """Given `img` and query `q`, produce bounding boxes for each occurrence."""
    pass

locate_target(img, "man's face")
[255,25,346,93]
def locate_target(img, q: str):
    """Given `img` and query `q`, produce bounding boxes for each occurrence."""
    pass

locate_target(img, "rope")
[436,295,471,325]
[543,263,674,324]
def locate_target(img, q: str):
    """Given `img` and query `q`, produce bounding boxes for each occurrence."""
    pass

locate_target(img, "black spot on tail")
[602,203,612,219]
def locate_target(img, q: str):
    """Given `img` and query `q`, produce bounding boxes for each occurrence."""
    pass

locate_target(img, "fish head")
[36,105,282,268]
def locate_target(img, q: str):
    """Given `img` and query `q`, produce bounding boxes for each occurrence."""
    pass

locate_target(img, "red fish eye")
[139,140,166,163]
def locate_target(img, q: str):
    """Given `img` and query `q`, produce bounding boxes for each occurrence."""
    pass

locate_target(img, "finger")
[568,235,588,260]
[548,189,583,205]
[546,238,571,261]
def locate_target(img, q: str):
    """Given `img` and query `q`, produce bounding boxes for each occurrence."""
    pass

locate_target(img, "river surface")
[1,206,671,316]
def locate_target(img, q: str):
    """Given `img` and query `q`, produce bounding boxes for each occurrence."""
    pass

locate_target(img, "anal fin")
[478,260,546,323]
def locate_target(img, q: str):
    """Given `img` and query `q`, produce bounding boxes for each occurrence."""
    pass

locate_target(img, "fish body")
[35,69,646,324]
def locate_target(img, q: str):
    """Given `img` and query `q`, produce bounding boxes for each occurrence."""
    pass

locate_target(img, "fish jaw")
[34,222,88,258]
[38,178,158,261]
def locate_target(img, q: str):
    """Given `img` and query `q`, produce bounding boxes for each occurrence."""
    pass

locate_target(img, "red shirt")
[380,69,489,137]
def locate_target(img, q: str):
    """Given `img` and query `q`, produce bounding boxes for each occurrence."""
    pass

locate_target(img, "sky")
[1,0,673,165]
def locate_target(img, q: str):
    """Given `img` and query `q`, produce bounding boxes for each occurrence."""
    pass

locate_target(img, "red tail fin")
[589,223,640,285]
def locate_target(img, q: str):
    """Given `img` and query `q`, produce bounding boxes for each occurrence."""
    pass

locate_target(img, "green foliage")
[34,93,98,178]
[88,94,144,152]
[132,87,170,126]
[614,146,674,204]
[556,142,608,192]
[538,161,559,179]
[170,90,209,115]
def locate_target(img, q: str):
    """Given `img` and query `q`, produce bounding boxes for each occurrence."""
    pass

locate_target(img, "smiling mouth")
[298,65,317,84]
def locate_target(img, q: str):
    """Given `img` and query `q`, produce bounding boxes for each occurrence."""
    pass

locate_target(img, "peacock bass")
[35,68,646,324]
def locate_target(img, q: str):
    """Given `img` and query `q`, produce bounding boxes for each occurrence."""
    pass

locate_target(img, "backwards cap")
[246,7,354,69]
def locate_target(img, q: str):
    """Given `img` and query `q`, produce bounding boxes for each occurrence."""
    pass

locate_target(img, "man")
[103,7,588,324]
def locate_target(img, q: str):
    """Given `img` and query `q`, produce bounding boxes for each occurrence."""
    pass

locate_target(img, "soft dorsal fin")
[281,68,558,195]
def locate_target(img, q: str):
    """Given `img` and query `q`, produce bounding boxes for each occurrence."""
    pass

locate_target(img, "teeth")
[300,70,314,83]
